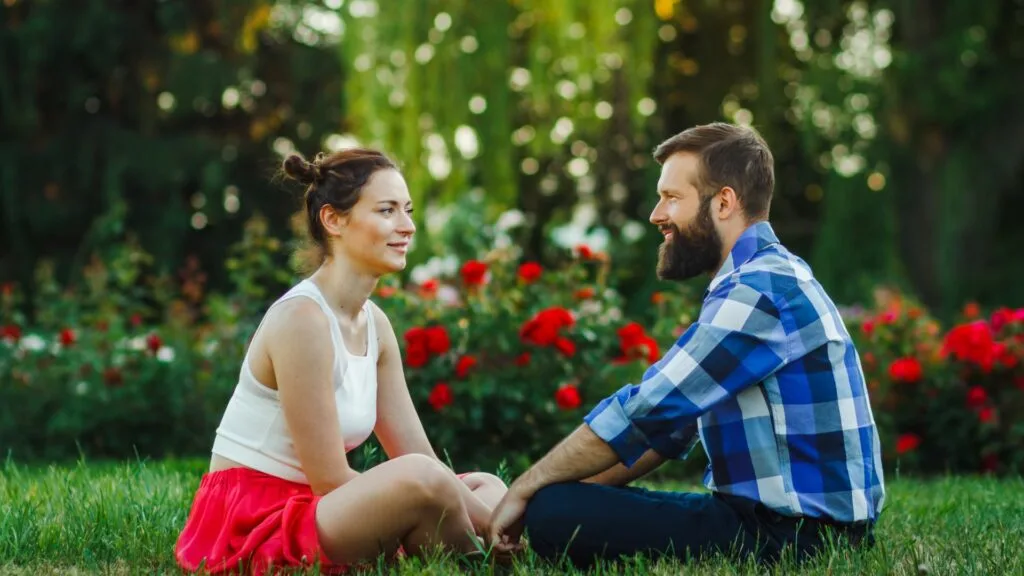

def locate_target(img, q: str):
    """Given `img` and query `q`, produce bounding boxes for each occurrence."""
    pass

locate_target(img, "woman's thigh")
[314,454,470,564]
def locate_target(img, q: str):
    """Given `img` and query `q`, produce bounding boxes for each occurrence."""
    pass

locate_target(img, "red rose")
[130,314,143,328]
[521,320,559,347]
[574,287,595,300]
[406,342,429,368]
[614,323,659,364]
[555,384,581,410]
[575,245,594,259]
[979,406,995,424]
[963,301,981,319]
[59,328,76,347]
[895,433,920,455]
[428,382,453,411]
[618,322,646,343]
[460,260,488,286]
[425,326,451,355]
[991,308,1014,332]
[515,352,531,366]
[942,322,997,372]
[888,357,922,383]
[403,327,429,367]
[517,262,543,284]
[966,385,987,408]
[861,320,875,336]
[377,285,397,298]
[103,367,124,388]
[880,311,897,325]
[554,337,576,358]
[146,333,163,354]
[455,355,477,378]
[520,307,575,347]
[0,324,21,342]
[419,279,439,298]
[993,343,1018,369]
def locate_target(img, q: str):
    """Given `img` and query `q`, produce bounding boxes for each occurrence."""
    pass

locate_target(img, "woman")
[175,148,508,574]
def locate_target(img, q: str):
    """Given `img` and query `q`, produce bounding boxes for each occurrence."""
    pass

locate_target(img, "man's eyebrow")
[658,186,683,197]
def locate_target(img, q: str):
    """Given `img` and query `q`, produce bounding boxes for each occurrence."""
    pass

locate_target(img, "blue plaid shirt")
[585,222,885,523]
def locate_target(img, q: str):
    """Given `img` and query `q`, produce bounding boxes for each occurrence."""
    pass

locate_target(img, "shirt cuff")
[584,385,701,466]
[583,387,653,468]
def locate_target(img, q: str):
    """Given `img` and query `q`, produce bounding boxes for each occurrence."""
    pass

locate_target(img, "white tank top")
[211,279,379,484]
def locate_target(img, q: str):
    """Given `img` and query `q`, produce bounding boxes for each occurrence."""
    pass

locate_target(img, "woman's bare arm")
[267,299,360,495]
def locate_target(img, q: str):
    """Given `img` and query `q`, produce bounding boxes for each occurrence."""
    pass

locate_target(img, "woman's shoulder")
[262,295,333,342]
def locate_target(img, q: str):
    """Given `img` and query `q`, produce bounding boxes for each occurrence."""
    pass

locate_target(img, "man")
[487,122,885,568]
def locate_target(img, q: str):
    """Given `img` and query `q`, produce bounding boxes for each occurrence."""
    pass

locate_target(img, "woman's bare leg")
[315,454,479,564]
[453,472,509,538]
[461,472,508,508]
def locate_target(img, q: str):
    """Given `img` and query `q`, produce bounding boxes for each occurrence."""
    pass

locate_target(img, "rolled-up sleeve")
[584,281,788,467]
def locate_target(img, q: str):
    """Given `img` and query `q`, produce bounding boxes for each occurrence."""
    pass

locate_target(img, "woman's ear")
[319,204,349,239]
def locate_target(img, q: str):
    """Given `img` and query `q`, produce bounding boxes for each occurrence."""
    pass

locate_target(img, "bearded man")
[487,122,885,568]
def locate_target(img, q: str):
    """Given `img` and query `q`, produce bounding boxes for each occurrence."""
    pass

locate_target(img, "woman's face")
[325,168,416,275]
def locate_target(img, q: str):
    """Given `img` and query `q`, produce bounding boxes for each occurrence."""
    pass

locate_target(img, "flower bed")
[2,224,1021,474]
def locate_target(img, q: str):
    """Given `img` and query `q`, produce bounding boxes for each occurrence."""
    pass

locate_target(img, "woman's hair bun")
[282,154,319,185]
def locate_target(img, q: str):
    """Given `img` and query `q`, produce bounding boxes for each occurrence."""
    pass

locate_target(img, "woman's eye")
[380,208,395,215]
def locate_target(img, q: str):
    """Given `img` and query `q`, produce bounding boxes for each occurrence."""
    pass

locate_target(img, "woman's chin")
[377,256,408,275]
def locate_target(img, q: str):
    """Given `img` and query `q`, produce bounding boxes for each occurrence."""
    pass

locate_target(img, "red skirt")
[175,467,346,575]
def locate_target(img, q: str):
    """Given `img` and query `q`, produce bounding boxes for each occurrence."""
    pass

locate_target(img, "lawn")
[1,458,1022,575]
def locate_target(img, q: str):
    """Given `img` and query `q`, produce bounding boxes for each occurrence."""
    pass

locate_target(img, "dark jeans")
[523,482,875,569]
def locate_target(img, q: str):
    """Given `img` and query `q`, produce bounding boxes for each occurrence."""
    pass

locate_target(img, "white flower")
[20,334,45,352]
[75,381,89,396]
[579,300,602,316]
[203,340,219,357]
[495,209,526,233]
[128,337,147,351]
[439,255,460,276]
[437,285,461,306]
[157,346,176,363]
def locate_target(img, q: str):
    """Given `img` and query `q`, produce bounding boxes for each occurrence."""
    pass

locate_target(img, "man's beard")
[656,199,723,282]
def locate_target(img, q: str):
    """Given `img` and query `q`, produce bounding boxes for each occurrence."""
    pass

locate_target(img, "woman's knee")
[388,454,464,512]
[462,471,507,491]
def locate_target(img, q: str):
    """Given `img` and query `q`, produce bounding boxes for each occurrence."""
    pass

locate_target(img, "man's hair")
[653,122,775,220]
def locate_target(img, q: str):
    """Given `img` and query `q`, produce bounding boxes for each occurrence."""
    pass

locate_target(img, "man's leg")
[523,482,767,569]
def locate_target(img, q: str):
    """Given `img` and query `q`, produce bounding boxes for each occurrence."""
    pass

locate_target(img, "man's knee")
[524,483,582,557]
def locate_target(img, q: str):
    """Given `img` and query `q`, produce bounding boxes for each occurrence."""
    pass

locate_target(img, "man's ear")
[715,186,741,220]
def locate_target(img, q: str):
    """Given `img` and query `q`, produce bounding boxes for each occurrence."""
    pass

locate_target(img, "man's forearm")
[511,424,620,498]
[582,448,665,487]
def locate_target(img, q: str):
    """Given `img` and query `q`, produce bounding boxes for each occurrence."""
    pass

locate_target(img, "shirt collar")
[707,221,780,294]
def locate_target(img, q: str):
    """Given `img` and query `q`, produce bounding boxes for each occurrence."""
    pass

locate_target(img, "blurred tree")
[339,0,662,267]
[0,0,344,313]
[784,0,1024,313]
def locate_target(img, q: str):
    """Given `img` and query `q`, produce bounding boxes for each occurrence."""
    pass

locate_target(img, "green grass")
[1,458,1022,575]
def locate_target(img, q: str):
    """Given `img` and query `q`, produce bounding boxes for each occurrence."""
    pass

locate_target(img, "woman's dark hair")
[281,148,398,273]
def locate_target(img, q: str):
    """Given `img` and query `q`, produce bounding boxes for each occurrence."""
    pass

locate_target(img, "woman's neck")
[308,258,378,322]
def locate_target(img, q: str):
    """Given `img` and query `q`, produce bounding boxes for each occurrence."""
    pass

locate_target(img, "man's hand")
[486,425,622,552]
[487,486,529,552]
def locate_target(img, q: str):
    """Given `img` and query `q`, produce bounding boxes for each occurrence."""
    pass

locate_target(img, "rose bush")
[2,217,1022,475]
[849,289,1024,475]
